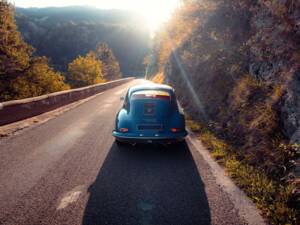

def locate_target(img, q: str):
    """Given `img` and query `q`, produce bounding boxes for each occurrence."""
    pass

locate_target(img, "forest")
[146,0,300,224]
[15,6,150,76]
[0,1,148,101]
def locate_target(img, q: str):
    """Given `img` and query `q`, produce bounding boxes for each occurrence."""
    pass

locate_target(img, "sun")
[94,0,180,35]
[129,0,179,34]
[143,9,171,35]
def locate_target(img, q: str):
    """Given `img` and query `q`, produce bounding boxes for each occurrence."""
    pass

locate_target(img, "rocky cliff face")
[161,0,300,188]
[281,70,300,143]
[248,0,300,184]
[165,0,250,124]
[248,0,300,144]
[146,0,300,220]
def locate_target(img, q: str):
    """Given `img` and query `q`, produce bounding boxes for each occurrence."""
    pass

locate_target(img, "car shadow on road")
[82,141,211,225]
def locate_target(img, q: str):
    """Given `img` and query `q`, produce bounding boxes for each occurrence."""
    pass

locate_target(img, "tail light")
[119,128,129,133]
[170,128,181,133]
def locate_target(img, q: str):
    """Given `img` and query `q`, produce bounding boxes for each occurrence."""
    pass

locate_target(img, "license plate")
[138,124,162,130]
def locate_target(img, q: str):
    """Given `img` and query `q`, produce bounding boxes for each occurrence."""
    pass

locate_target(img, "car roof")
[128,84,174,96]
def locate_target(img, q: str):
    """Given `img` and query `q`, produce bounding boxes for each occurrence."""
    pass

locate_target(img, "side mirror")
[120,96,125,101]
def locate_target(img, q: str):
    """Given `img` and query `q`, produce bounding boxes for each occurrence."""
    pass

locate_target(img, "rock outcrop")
[158,0,300,197]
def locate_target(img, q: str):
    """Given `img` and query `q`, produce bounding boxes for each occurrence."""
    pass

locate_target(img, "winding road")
[0,79,258,225]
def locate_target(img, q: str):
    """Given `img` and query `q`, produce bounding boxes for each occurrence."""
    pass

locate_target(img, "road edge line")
[186,132,266,225]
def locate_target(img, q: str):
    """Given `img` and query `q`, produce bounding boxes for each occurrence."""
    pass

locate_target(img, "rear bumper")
[112,130,188,144]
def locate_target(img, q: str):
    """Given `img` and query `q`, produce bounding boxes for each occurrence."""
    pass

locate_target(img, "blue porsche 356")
[112,84,187,145]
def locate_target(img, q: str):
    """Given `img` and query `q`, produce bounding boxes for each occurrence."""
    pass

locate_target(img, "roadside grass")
[186,119,298,225]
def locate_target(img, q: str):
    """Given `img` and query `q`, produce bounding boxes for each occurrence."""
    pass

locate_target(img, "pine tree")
[95,42,121,81]
[67,52,104,88]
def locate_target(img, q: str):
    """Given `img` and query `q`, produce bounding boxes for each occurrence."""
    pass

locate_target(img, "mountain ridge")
[15,6,150,76]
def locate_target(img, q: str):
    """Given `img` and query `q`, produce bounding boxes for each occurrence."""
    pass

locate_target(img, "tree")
[67,52,104,88]
[11,57,69,99]
[0,0,69,101]
[15,7,150,75]
[0,0,33,100]
[95,42,121,80]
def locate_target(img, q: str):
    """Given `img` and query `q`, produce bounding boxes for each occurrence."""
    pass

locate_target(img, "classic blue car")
[112,84,188,145]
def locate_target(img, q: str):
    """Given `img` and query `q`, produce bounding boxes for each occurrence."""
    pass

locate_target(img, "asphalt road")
[0,79,248,225]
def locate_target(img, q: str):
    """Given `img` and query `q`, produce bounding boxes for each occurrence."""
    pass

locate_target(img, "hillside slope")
[15,6,150,76]
[147,0,300,223]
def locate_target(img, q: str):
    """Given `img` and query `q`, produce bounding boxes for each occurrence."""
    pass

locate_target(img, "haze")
[10,0,180,33]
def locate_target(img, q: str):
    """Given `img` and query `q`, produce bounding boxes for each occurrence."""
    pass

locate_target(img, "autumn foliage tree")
[0,0,32,100]
[95,42,121,81]
[0,0,69,101]
[12,57,69,99]
[67,52,104,88]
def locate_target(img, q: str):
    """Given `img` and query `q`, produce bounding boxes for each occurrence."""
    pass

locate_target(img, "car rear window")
[131,90,171,100]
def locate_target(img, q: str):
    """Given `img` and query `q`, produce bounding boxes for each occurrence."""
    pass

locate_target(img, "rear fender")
[167,112,186,130]
[116,109,133,131]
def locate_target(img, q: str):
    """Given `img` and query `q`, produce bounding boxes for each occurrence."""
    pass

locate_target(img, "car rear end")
[113,89,187,144]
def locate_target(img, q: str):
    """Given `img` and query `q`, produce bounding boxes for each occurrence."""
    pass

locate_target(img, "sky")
[10,0,180,33]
